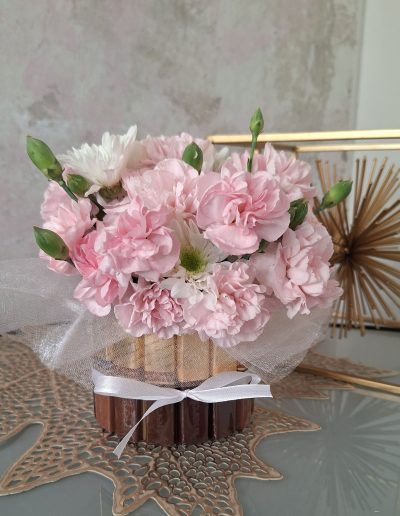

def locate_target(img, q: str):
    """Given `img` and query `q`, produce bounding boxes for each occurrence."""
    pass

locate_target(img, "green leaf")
[182,142,203,172]
[33,226,69,260]
[289,199,308,230]
[26,136,63,181]
[67,174,92,196]
[258,239,267,252]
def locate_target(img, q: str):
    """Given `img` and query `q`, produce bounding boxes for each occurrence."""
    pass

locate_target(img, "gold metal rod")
[207,129,400,145]
[296,143,400,153]
[296,364,400,395]
[263,143,298,152]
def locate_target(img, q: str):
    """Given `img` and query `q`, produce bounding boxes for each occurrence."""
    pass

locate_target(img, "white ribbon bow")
[92,369,272,458]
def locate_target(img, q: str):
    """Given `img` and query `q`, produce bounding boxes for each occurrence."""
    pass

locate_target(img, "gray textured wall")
[0,0,364,259]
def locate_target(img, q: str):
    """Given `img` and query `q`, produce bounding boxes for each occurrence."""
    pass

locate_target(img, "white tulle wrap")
[0,258,331,389]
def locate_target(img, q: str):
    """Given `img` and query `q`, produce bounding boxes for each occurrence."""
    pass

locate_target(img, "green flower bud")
[99,182,123,201]
[249,108,264,136]
[319,180,353,211]
[33,226,69,260]
[247,108,265,172]
[289,199,308,230]
[66,174,92,197]
[26,136,63,181]
[182,142,203,172]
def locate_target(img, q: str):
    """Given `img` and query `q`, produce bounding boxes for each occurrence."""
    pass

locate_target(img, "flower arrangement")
[27,109,350,349]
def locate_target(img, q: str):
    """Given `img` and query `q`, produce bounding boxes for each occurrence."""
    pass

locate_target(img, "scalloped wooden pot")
[93,334,254,445]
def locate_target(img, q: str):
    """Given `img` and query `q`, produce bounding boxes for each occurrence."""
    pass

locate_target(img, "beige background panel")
[0,0,364,259]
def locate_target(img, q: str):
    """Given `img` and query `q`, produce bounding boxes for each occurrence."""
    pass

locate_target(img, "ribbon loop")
[92,369,272,458]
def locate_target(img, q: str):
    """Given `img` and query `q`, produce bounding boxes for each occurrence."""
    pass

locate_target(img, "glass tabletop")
[318,330,400,384]
[246,391,400,516]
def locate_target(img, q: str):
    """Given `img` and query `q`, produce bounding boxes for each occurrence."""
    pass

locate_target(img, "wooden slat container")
[93,334,254,445]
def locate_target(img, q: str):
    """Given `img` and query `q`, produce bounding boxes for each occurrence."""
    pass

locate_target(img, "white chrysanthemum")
[160,219,227,303]
[59,126,143,195]
[160,266,215,304]
[213,146,229,171]
[173,218,227,267]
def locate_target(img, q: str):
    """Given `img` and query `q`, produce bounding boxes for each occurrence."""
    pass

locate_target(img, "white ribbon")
[92,369,272,458]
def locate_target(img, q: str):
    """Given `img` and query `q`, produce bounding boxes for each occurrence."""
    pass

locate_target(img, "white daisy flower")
[172,218,227,267]
[160,219,227,303]
[212,146,229,171]
[59,126,143,195]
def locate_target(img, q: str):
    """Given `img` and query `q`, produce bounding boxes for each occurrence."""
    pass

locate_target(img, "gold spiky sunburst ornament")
[314,157,400,335]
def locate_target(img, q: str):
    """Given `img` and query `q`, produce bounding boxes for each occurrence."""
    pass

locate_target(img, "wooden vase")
[93,334,254,445]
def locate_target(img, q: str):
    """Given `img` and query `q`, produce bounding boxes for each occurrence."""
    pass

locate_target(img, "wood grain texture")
[93,393,254,445]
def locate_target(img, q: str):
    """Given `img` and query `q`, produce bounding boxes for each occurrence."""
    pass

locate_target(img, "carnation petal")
[204,225,259,255]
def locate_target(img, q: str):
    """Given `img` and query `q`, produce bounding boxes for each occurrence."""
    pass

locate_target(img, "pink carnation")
[123,158,199,219]
[72,231,130,316]
[40,182,94,275]
[251,215,342,318]
[197,153,290,254]
[263,144,316,201]
[115,280,184,338]
[38,250,76,275]
[183,261,270,347]
[95,197,179,282]
[136,133,219,172]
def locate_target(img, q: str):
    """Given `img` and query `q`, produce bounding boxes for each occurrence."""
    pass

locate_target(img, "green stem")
[59,180,78,202]
[89,194,106,221]
[247,135,257,172]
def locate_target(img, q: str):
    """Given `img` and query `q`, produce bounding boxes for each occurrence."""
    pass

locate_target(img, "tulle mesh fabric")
[1,258,330,389]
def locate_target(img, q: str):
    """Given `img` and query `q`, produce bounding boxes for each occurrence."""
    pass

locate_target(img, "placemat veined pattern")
[1,337,386,515]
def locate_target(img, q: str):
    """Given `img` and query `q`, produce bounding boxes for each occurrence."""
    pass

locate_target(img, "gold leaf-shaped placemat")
[272,370,351,399]
[0,336,384,516]
[303,350,399,379]
[0,337,320,515]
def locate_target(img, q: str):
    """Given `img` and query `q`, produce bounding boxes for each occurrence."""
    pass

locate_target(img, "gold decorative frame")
[207,129,400,395]
[208,129,400,154]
